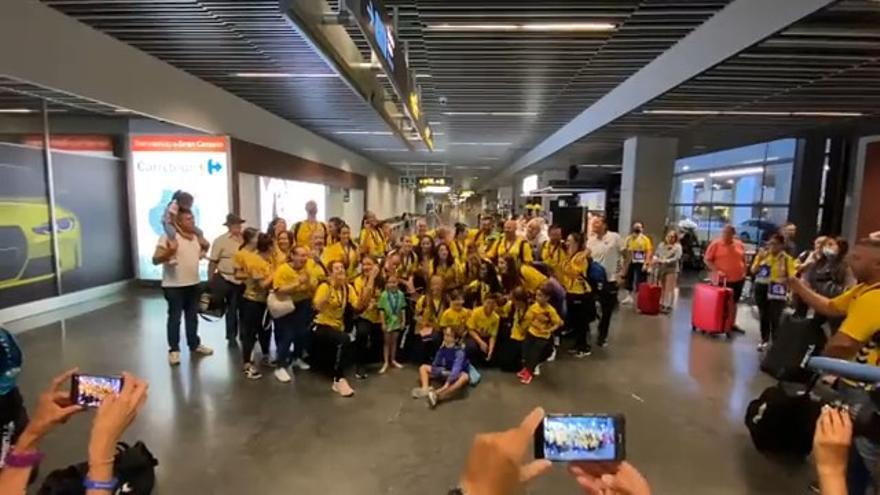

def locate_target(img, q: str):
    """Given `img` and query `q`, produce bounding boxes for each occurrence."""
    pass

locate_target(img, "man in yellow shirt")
[271,245,317,383]
[465,293,500,365]
[620,221,654,306]
[410,218,434,247]
[468,215,496,257]
[292,200,327,248]
[540,225,566,276]
[489,220,533,267]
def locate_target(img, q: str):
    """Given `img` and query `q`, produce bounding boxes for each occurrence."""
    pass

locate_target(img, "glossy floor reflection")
[13,287,811,494]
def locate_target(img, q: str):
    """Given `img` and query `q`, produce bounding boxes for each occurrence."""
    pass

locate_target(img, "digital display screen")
[74,374,123,408]
[258,176,326,229]
[543,415,618,462]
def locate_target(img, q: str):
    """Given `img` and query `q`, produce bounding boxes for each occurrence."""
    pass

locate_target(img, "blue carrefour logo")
[207,159,222,175]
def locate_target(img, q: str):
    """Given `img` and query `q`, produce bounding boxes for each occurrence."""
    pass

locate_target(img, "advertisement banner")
[258,176,326,229]
[130,135,230,281]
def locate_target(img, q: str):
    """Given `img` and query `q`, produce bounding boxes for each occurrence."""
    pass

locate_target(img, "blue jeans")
[163,285,201,352]
[274,301,313,368]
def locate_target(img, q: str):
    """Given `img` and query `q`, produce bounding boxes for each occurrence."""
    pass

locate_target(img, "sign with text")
[130,135,230,281]
[417,176,451,187]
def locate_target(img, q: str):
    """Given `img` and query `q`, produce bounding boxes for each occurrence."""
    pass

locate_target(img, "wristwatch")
[4,450,44,468]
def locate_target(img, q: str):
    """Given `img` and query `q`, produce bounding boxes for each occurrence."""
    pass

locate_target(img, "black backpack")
[760,316,826,383]
[744,384,821,458]
[38,441,158,495]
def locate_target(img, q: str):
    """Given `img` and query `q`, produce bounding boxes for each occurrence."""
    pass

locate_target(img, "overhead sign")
[345,0,434,150]
[417,176,451,187]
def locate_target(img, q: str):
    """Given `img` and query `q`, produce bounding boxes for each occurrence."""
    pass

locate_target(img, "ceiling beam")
[487,0,835,188]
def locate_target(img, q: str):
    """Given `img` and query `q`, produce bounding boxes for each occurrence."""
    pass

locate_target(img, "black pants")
[314,324,351,381]
[239,298,268,365]
[523,333,552,373]
[464,335,492,367]
[595,281,618,343]
[728,279,746,304]
[354,318,383,371]
[220,278,244,341]
[496,338,524,372]
[625,263,646,292]
[163,285,201,352]
[566,292,595,352]
[754,283,785,343]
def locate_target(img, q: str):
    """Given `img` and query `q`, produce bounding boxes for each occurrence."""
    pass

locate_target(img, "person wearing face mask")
[799,237,856,333]
[751,233,797,351]
[620,222,653,306]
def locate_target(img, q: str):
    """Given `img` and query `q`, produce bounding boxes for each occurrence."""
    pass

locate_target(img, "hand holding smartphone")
[534,413,626,462]
[70,373,124,408]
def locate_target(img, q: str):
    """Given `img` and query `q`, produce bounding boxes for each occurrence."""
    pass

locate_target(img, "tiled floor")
[11,286,811,494]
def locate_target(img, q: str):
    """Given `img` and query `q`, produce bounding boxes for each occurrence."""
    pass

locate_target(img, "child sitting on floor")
[412,327,469,409]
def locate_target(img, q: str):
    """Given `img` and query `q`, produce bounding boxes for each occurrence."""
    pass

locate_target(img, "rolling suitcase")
[691,278,735,336]
[636,271,662,315]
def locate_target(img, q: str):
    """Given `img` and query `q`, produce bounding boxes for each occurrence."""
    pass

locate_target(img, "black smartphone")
[534,413,626,462]
[70,374,124,408]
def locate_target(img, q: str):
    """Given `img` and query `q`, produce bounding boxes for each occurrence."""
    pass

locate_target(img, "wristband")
[4,450,44,468]
[84,478,118,491]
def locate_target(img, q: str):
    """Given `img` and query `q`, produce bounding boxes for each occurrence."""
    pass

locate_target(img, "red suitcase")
[691,281,736,336]
[637,281,662,315]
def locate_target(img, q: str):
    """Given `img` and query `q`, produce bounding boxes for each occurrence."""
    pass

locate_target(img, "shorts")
[385,326,403,334]
[656,265,678,278]
[430,367,451,380]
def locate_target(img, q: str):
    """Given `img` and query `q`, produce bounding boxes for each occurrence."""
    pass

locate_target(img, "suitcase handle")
[712,272,728,288]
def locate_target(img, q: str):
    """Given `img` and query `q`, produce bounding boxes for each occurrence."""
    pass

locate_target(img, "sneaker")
[379,364,389,374]
[598,340,609,348]
[168,351,181,366]
[411,387,429,399]
[519,370,533,385]
[621,295,634,306]
[426,390,438,409]
[192,344,214,356]
[757,341,769,352]
[516,368,529,380]
[355,368,368,380]
[292,358,311,371]
[534,364,542,376]
[261,356,276,368]
[244,364,262,380]
[274,367,292,383]
[547,348,557,362]
[332,378,355,397]
[574,349,592,359]
[392,361,404,369]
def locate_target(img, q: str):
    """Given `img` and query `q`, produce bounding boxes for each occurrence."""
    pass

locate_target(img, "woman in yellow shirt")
[751,233,797,351]
[415,235,435,289]
[272,230,293,269]
[271,245,317,383]
[438,290,471,338]
[431,243,462,291]
[237,232,274,380]
[495,288,530,372]
[498,255,547,295]
[621,221,653,305]
[322,223,359,278]
[450,223,469,265]
[414,275,448,361]
[358,211,386,259]
[350,255,382,380]
[518,284,563,384]
[558,232,594,357]
[312,260,356,397]
[466,260,503,308]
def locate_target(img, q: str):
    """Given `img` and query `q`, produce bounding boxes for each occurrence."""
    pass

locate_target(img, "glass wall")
[670,139,796,246]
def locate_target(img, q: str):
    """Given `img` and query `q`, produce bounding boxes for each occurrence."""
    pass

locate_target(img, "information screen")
[258,177,326,229]
[130,135,230,281]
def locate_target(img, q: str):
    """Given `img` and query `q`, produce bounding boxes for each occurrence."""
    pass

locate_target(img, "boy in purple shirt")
[411,327,470,409]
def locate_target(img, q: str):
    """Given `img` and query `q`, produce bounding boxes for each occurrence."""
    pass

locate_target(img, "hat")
[223,213,245,226]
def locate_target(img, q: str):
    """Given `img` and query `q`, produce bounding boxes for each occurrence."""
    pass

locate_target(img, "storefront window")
[670,139,795,246]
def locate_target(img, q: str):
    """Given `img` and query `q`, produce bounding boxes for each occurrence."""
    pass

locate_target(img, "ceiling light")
[0,108,37,114]
[682,165,691,171]
[334,131,394,136]
[449,142,512,146]
[643,109,863,118]
[378,73,432,79]
[232,72,338,78]
[442,111,537,117]
[681,177,705,184]
[426,22,616,32]
[421,185,451,194]
[390,161,448,166]
[708,166,764,178]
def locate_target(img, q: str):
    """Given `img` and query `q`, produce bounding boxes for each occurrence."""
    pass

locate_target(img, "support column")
[619,136,678,240]
[789,136,825,248]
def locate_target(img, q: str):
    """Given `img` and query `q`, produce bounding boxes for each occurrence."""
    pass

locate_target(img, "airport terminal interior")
[1,0,879,494]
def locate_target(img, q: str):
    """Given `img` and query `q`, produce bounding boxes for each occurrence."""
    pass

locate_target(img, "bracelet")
[4,450,44,468]
[83,478,118,491]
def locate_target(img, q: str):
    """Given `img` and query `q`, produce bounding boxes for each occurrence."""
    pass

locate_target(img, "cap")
[223,213,245,226]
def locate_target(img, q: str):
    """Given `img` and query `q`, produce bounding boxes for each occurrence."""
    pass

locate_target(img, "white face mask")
[823,247,838,258]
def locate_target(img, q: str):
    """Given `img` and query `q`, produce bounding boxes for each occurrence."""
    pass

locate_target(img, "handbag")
[267,291,296,319]
[198,276,227,320]
[467,364,482,386]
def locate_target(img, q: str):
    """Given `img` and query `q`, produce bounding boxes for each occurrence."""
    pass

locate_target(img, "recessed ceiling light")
[232,72,338,78]
[426,22,616,32]
[643,109,863,117]
[0,108,37,114]
[442,111,537,117]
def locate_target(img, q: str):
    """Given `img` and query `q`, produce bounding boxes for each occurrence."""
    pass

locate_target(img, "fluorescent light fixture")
[449,142,512,146]
[0,108,37,114]
[442,111,537,117]
[681,177,706,184]
[644,109,863,118]
[426,22,616,32]
[364,148,409,152]
[421,185,451,194]
[708,166,764,178]
[232,72,337,78]
[378,73,432,79]
[390,161,448,166]
[334,131,394,136]
[682,165,691,171]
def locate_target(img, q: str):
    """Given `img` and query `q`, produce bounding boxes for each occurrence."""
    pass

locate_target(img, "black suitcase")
[761,316,826,383]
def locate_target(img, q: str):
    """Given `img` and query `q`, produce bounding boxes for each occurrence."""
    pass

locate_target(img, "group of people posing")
[152,195,676,405]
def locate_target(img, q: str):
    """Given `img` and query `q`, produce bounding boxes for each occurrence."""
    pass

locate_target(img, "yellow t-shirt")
[241,252,272,302]
[233,249,258,276]
[415,294,446,330]
[559,251,590,295]
[313,282,353,330]
[490,237,533,264]
[306,257,329,285]
[751,251,797,284]
[439,307,471,336]
[272,262,317,302]
[832,283,880,367]
[468,229,494,256]
[624,234,653,264]
[510,305,529,342]
[359,227,386,258]
[351,275,381,324]
[541,241,566,274]
[524,302,562,339]
[430,259,462,289]
[293,220,327,248]
[467,306,500,339]
[322,241,359,278]
[450,239,468,265]
[520,264,548,294]
[272,247,289,269]
[410,231,435,248]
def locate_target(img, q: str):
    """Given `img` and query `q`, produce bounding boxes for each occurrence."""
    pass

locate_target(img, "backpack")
[744,384,820,458]
[38,441,158,495]
[760,316,825,383]
[585,257,608,291]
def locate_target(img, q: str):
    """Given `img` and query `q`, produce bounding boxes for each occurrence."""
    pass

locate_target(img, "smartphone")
[534,413,626,462]
[70,374,124,408]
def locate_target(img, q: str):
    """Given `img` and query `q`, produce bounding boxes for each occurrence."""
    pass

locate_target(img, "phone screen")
[541,415,620,462]
[72,374,123,408]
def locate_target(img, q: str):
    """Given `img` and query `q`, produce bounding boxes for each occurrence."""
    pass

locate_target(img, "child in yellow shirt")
[465,293,501,366]
[518,284,563,385]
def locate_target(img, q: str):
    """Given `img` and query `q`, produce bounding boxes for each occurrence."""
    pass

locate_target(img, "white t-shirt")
[587,231,623,282]
[209,232,242,284]
[158,235,201,287]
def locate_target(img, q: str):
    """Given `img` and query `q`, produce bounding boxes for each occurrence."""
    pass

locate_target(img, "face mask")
[633,228,642,234]
[0,329,22,396]
[823,247,837,258]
